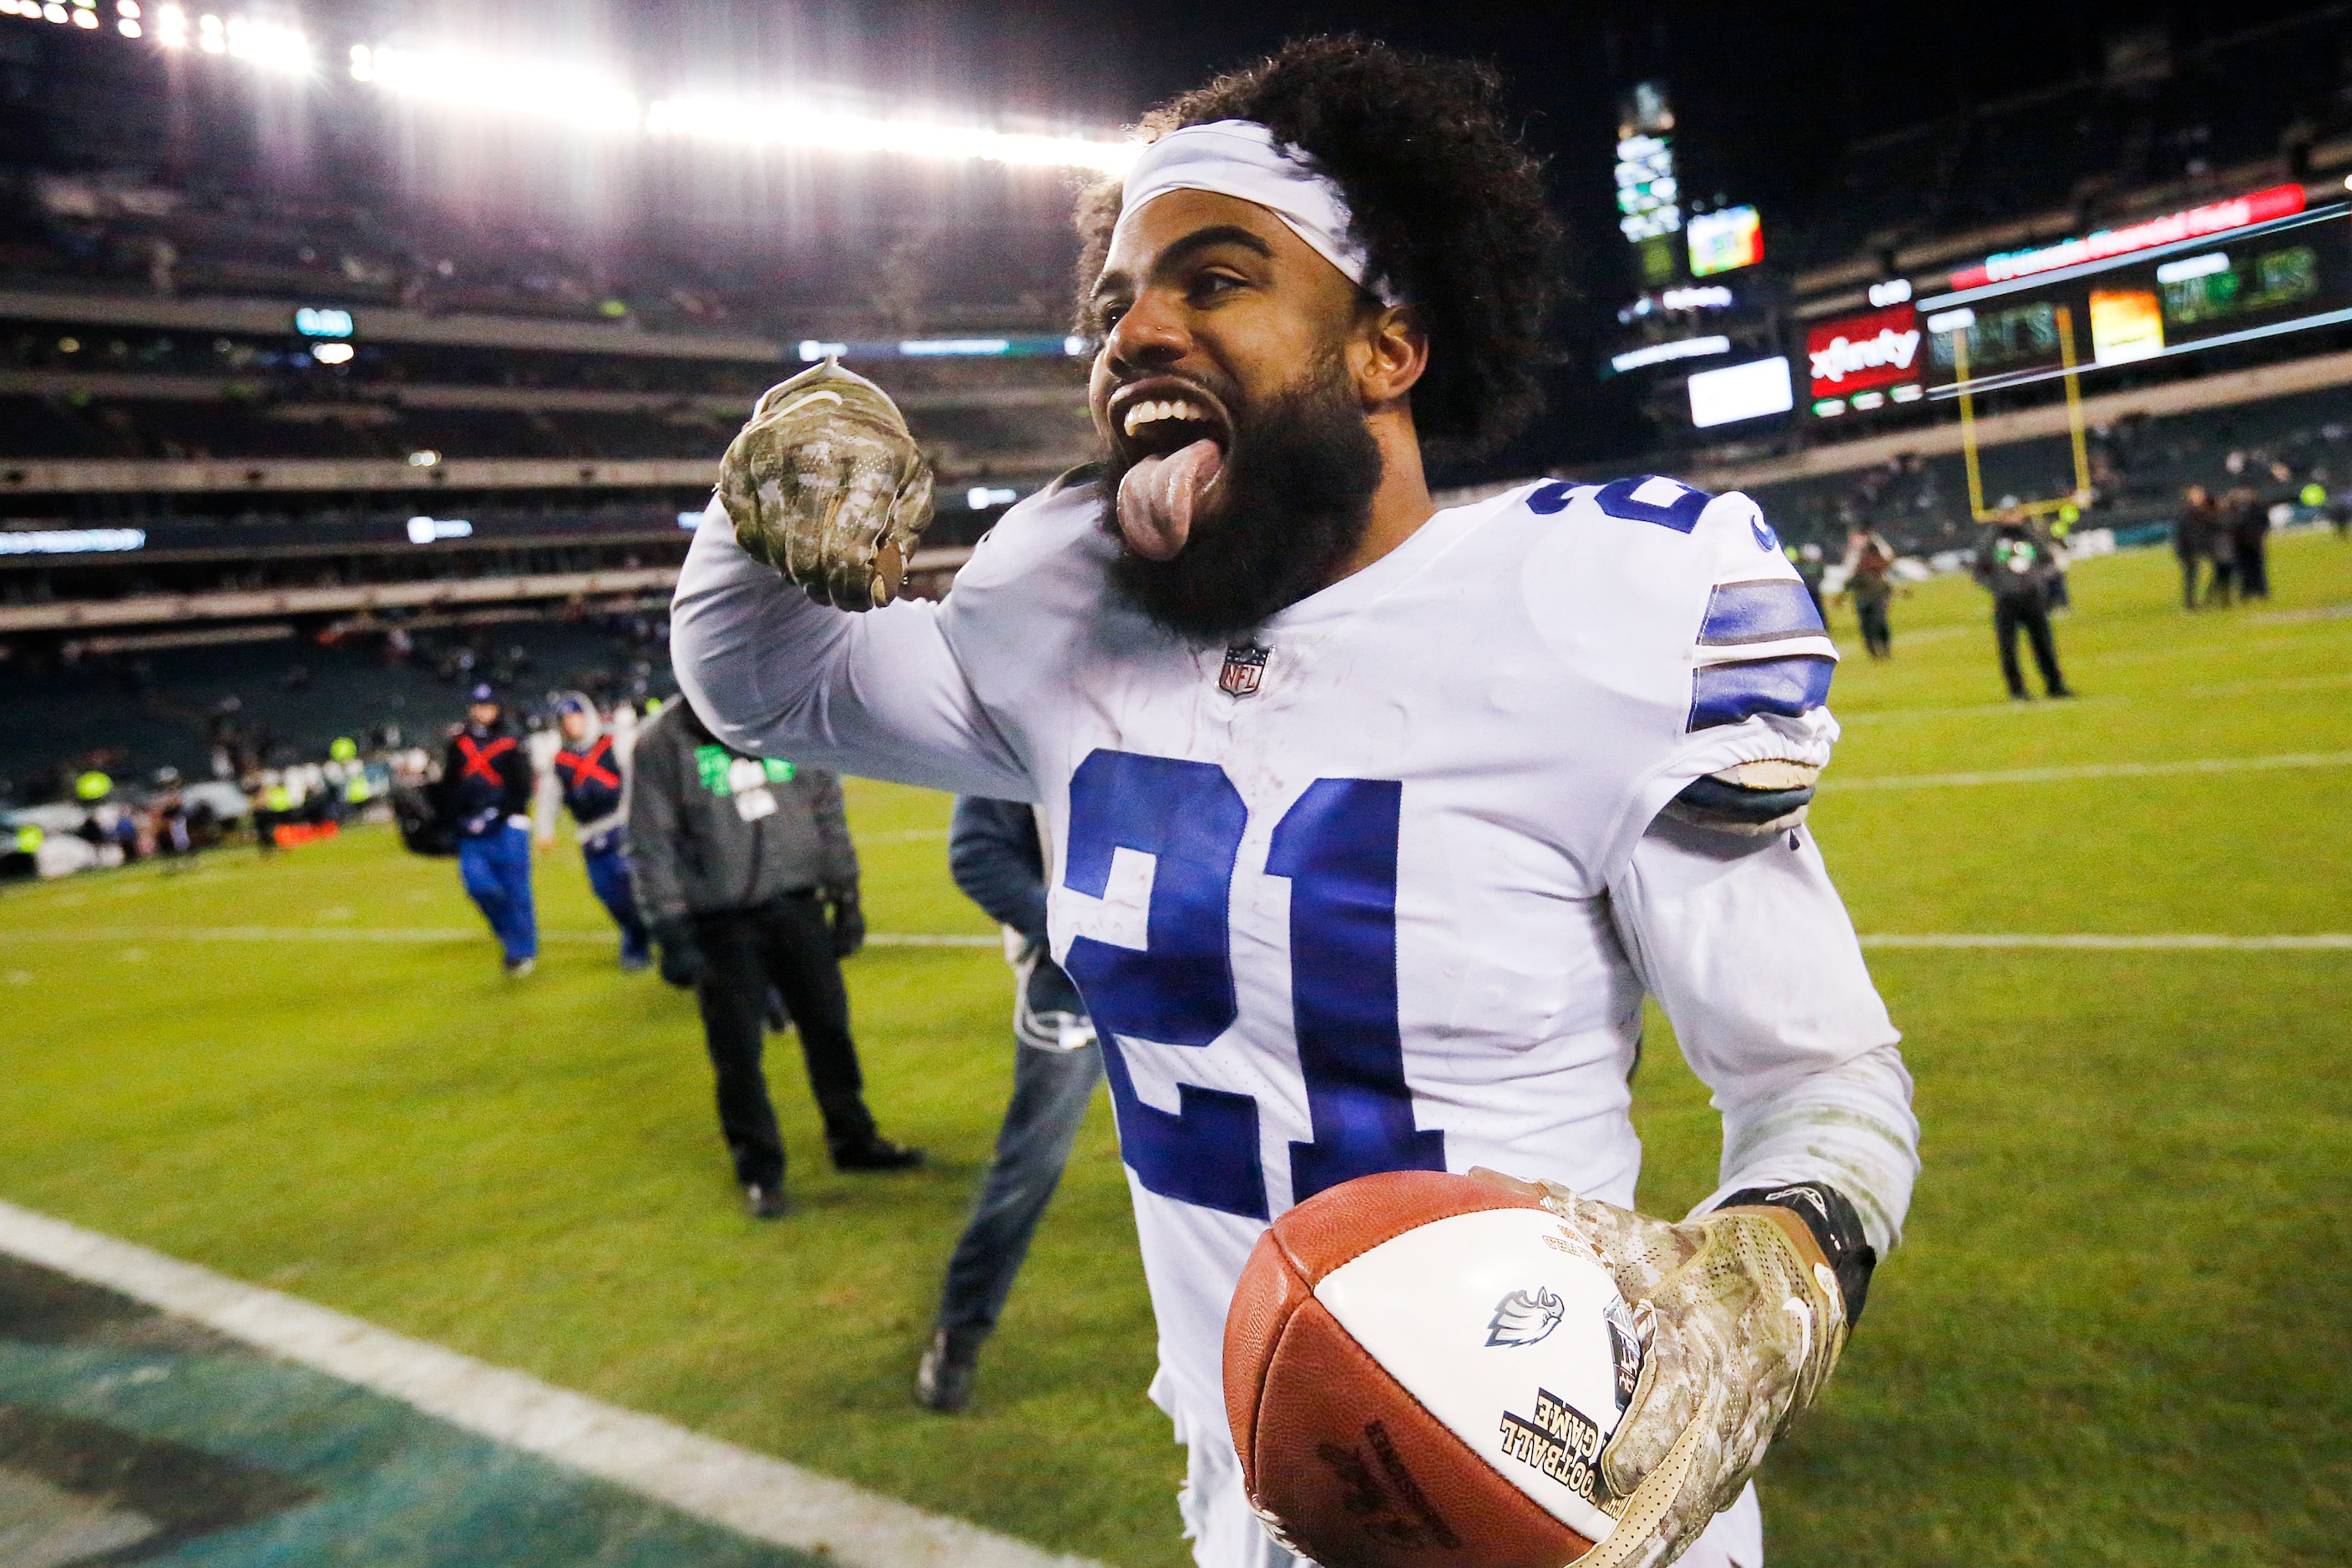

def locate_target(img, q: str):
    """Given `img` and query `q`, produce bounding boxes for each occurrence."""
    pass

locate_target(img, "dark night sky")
[582,1,2343,275]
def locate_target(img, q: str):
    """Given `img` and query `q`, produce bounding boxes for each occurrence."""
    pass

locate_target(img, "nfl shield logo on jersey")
[1218,643,1269,698]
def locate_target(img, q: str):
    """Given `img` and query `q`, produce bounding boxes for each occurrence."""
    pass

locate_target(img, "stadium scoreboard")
[1918,200,2352,400]
[1801,189,2352,422]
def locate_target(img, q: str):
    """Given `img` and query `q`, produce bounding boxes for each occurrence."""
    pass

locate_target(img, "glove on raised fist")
[718,357,935,611]
[1467,1169,1851,1568]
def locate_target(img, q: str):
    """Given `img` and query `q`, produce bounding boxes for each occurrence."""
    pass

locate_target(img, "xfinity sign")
[1810,326,1920,385]
[1804,304,1925,407]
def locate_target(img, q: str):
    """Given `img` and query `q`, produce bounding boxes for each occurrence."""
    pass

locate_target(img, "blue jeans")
[458,822,536,964]
[936,1039,1103,1346]
[582,842,650,962]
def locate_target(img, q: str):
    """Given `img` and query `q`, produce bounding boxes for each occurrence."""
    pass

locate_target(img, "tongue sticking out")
[1116,438,1224,560]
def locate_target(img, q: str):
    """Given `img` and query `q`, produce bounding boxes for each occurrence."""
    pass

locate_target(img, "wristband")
[1718,1180,1877,1326]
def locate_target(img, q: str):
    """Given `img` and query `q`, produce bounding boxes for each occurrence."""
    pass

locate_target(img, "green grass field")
[4,531,2349,1565]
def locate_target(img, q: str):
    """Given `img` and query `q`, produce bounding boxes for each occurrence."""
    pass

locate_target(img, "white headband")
[1114,119,1401,306]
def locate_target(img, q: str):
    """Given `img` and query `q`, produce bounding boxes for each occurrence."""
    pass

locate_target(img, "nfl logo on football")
[1218,643,1269,699]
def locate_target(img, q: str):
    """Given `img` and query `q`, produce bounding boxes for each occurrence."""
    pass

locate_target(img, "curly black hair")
[1075,36,1563,461]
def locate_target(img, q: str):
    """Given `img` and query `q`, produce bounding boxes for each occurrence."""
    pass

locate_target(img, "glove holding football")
[717,356,935,612]
[1467,1169,1866,1568]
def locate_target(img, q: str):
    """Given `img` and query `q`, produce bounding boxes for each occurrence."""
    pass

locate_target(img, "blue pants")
[583,843,650,962]
[935,1039,1103,1347]
[458,822,536,964]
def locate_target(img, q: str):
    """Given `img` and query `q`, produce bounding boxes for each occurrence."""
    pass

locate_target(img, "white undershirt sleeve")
[669,499,1035,801]
[1608,813,1920,1254]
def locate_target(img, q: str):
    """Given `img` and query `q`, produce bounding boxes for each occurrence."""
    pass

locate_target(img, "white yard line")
[1861,933,2352,950]
[0,1201,1098,1568]
[1831,750,2352,790]
[1840,670,2352,727]
[0,927,998,948]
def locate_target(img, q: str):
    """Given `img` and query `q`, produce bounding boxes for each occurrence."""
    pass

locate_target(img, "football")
[1223,1171,1645,1568]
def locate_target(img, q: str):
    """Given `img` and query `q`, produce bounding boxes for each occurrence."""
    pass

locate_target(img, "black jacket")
[628,701,857,923]
[441,725,534,836]
[1974,526,2061,604]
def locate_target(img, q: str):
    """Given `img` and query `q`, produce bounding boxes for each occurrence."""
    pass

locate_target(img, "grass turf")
[3,530,2348,1565]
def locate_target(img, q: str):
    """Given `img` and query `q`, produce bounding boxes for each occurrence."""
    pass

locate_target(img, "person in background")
[1973,513,2075,701]
[444,682,539,976]
[248,768,293,854]
[2225,484,2270,601]
[535,692,651,970]
[1842,529,1899,660]
[917,797,1103,1414]
[2176,486,2218,609]
[629,697,922,1218]
[2203,493,2238,607]
[150,767,192,863]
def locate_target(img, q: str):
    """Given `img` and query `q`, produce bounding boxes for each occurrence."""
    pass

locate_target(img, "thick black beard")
[1099,357,1384,643]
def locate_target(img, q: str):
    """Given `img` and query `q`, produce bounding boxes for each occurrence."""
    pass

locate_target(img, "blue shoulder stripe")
[1688,656,1834,731]
[1699,579,1826,646]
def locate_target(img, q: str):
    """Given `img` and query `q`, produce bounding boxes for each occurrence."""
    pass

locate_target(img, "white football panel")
[1312,1207,1627,1542]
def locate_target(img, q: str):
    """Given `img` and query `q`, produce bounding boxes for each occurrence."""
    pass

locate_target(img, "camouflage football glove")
[717,356,934,611]
[1468,1169,1859,1568]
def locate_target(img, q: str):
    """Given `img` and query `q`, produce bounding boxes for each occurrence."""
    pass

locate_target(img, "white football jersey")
[672,473,1905,1474]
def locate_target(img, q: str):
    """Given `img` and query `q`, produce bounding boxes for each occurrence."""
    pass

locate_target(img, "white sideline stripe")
[1832,750,2352,790]
[1862,933,2352,950]
[0,1200,1097,1568]
[0,927,998,948]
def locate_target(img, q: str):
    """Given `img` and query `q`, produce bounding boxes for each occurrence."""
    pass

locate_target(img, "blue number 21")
[1060,749,1445,1221]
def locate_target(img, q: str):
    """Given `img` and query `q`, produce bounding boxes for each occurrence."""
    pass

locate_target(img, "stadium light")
[352,43,639,133]
[645,94,1134,172]
[1610,335,1730,373]
[0,528,145,555]
[133,4,302,69]
[220,13,308,73]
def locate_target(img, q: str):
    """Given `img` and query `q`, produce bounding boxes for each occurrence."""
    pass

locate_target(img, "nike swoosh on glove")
[1468,1168,1849,1568]
[717,356,935,611]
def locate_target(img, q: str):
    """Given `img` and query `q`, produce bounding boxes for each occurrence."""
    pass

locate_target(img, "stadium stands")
[0,611,675,794]
[1784,12,2352,283]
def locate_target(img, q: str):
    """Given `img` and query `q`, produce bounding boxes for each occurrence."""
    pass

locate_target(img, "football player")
[674,38,1918,1568]
[534,692,653,969]
[444,682,538,977]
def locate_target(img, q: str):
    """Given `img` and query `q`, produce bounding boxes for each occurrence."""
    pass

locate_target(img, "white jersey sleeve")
[1510,478,1843,887]
[668,496,1036,799]
[1609,813,1918,1253]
